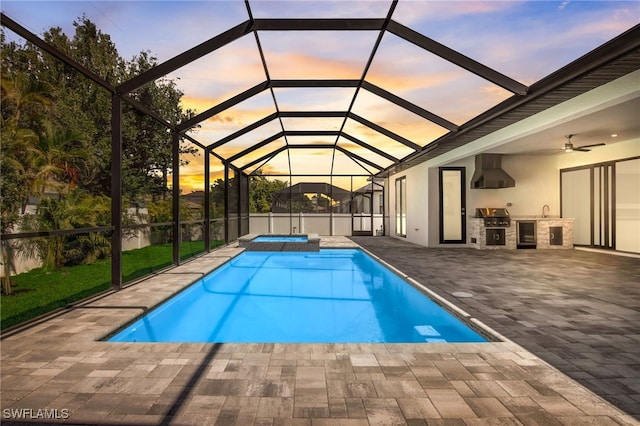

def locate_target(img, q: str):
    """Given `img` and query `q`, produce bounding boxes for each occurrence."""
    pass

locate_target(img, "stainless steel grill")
[475,208,511,227]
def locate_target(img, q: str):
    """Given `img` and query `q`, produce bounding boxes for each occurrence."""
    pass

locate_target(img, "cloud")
[10,0,638,181]
[392,0,517,26]
[264,52,365,80]
[351,89,450,143]
[95,1,250,61]
[181,90,278,145]
[274,87,357,111]
[390,1,640,86]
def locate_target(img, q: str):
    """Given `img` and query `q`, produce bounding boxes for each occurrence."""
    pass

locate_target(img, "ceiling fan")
[562,134,605,152]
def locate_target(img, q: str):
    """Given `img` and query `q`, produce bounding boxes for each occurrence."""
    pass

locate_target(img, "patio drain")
[452,291,474,298]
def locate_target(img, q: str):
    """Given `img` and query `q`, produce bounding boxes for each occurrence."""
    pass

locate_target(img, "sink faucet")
[542,204,550,218]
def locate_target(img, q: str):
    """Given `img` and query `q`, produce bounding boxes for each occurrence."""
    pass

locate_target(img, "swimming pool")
[108,249,487,343]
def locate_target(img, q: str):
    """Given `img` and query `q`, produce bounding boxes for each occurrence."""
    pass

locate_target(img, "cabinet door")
[486,229,505,246]
[549,226,563,245]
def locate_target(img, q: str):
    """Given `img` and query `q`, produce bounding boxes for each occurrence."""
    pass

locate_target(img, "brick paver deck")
[1,237,638,425]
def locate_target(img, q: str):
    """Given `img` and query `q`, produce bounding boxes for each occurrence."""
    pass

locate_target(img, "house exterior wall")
[389,139,639,250]
[385,70,640,251]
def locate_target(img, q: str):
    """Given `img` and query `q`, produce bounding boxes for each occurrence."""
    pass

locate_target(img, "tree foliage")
[0,17,199,292]
[209,174,289,215]
[122,50,199,202]
[18,190,111,269]
[249,175,288,213]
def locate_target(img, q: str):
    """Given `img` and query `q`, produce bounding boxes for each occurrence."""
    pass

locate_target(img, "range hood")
[470,154,515,189]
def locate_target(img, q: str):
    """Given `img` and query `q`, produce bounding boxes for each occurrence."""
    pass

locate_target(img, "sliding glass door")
[615,158,640,253]
[561,157,640,253]
[561,168,592,245]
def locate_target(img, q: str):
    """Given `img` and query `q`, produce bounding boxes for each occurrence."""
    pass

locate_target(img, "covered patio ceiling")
[2,0,639,179]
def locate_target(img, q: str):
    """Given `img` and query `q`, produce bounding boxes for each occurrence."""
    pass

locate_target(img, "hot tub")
[238,234,320,251]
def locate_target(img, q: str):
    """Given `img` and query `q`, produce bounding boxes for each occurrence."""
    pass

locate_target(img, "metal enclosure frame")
[1,3,639,290]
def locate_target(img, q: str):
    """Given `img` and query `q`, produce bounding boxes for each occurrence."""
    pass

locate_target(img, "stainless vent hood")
[470,154,515,189]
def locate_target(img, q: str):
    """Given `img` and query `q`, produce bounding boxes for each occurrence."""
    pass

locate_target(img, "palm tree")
[1,72,52,295]
[33,122,90,195]
[17,190,111,270]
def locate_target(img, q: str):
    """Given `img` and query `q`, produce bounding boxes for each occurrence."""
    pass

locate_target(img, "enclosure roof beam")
[226,132,285,164]
[239,145,288,171]
[117,20,253,94]
[0,13,180,133]
[252,18,385,31]
[219,130,401,166]
[177,77,451,144]
[340,133,399,163]
[270,79,359,88]
[1,13,115,93]
[348,113,422,151]
[272,79,453,130]
[116,18,386,95]
[177,81,269,132]
[285,130,340,137]
[361,81,458,130]
[286,144,336,149]
[238,141,384,170]
[387,20,529,95]
[335,145,383,171]
[207,112,279,150]
[279,111,348,118]
[181,133,208,151]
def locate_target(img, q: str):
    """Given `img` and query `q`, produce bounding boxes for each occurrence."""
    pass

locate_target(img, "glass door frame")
[395,176,407,237]
[439,167,467,244]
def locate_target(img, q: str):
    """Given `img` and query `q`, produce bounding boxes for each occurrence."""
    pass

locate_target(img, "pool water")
[252,235,308,242]
[109,249,487,343]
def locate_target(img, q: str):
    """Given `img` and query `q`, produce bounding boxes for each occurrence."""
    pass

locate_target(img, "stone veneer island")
[469,218,574,250]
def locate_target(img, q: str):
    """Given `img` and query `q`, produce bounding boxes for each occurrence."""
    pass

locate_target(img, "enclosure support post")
[369,175,374,235]
[224,163,229,243]
[237,168,242,238]
[204,151,211,252]
[172,132,181,265]
[110,95,123,290]
[330,178,334,236]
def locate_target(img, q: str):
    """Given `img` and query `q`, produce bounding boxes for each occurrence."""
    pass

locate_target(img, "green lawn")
[1,240,223,330]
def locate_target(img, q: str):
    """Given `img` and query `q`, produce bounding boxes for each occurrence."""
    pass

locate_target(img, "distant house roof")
[273,182,352,200]
[354,182,383,194]
[183,191,206,198]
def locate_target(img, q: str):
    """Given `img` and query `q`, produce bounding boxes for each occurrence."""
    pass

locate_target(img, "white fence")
[3,213,385,276]
[249,213,384,236]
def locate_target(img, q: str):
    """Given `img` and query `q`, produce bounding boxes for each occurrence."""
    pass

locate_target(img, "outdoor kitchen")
[465,154,574,250]
[469,207,574,250]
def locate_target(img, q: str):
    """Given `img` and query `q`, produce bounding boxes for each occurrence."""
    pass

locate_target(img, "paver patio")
[1,237,638,425]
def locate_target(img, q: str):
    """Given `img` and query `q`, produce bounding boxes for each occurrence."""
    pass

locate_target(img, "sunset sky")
[3,0,639,192]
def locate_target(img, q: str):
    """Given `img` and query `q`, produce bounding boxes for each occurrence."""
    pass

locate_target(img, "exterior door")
[352,192,373,236]
[561,163,614,249]
[439,167,466,244]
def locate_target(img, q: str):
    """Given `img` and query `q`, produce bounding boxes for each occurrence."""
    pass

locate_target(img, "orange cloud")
[265,52,364,80]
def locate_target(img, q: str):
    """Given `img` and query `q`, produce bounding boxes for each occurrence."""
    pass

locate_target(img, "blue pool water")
[252,235,308,242]
[109,249,487,343]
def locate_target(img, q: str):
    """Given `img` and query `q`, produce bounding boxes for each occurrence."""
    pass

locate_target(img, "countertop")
[510,217,574,221]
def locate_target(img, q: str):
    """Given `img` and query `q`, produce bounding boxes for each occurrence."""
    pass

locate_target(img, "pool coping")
[239,233,320,251]
[1,237,637,425]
